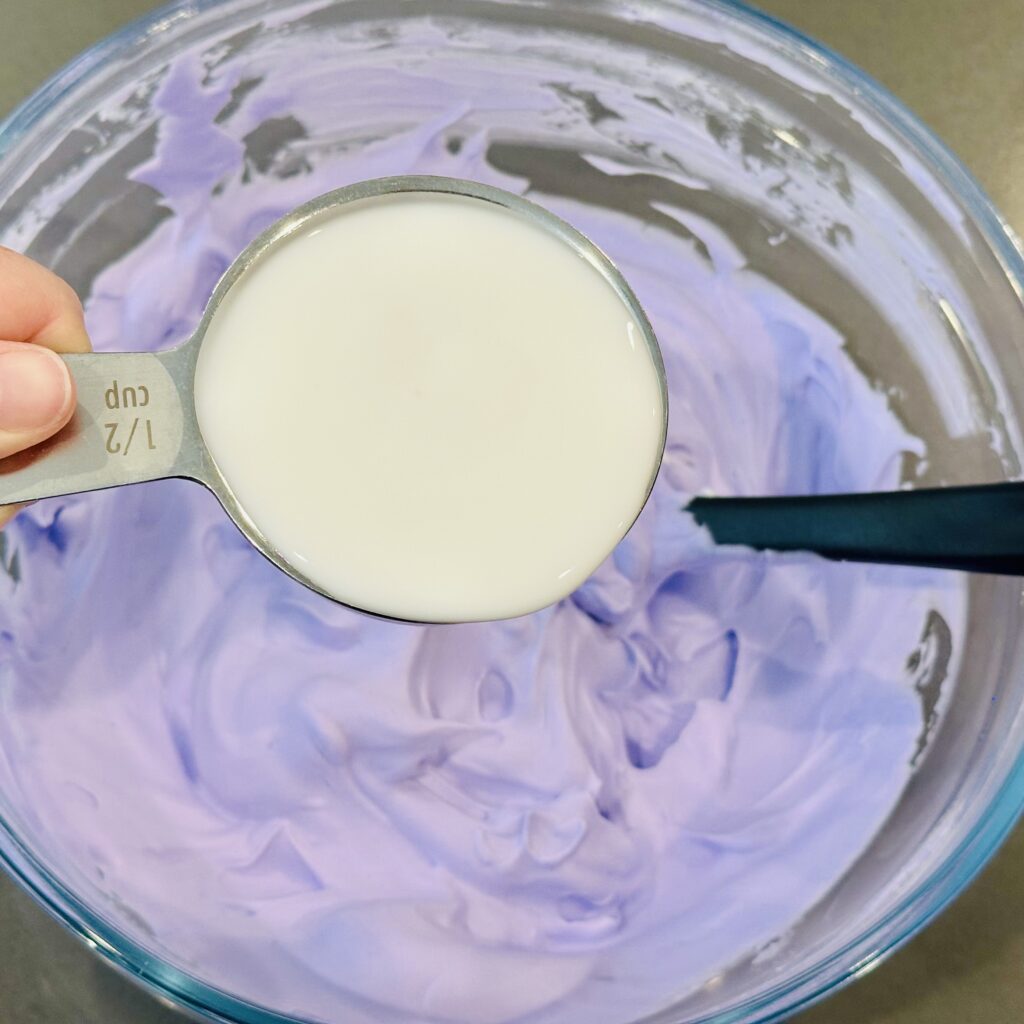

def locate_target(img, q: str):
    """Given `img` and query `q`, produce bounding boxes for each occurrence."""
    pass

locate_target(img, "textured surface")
[0,2,1022,1023]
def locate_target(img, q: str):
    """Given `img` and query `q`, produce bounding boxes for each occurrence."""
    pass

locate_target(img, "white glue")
[195,191,665,622]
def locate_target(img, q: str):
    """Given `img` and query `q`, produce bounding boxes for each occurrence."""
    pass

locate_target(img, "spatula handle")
[688,483,1024,575]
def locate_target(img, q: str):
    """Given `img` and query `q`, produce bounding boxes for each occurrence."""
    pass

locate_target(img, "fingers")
[0,248,92,528]
[0,246,91,353]
[0,341,77,527]
[0,339,75,459]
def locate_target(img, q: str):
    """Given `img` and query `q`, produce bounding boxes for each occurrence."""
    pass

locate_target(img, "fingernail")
[0,346,72,431]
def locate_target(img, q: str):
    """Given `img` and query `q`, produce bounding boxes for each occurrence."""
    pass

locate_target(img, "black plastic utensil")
[687,482,1024,575]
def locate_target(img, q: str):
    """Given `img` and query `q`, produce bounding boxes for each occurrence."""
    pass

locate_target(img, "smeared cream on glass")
[0,14,966,1024]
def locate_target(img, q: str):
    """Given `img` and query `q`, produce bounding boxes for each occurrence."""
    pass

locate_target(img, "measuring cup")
[0,175,667,623]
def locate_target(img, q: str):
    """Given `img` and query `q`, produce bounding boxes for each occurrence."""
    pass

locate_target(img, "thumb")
[0,339,75,461]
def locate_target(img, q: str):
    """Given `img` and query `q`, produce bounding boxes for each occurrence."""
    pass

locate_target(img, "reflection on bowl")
[0,2,1023,1023]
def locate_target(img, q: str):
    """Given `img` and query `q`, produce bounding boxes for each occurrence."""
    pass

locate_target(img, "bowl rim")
[1,1,1024,1022]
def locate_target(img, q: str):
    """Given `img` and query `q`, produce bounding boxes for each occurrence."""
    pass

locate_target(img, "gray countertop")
[0,2,1022,1022]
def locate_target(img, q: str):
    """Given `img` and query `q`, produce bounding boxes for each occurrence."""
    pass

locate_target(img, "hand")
[0,247,91,527]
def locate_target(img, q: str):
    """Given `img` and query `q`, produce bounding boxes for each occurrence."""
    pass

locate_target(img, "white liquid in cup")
[194,191,666,622]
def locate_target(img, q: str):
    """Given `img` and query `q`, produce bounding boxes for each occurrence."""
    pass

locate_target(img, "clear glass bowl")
[1,1,1023,1022]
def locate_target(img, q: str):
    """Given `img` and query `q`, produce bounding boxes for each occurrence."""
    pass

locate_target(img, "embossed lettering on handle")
[0,343,204,505]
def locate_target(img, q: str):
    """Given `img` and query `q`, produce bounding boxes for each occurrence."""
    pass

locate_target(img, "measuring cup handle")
[0,343,202,506]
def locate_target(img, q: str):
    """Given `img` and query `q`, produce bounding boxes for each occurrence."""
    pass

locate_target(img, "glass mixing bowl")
[1,1,1023,1022]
